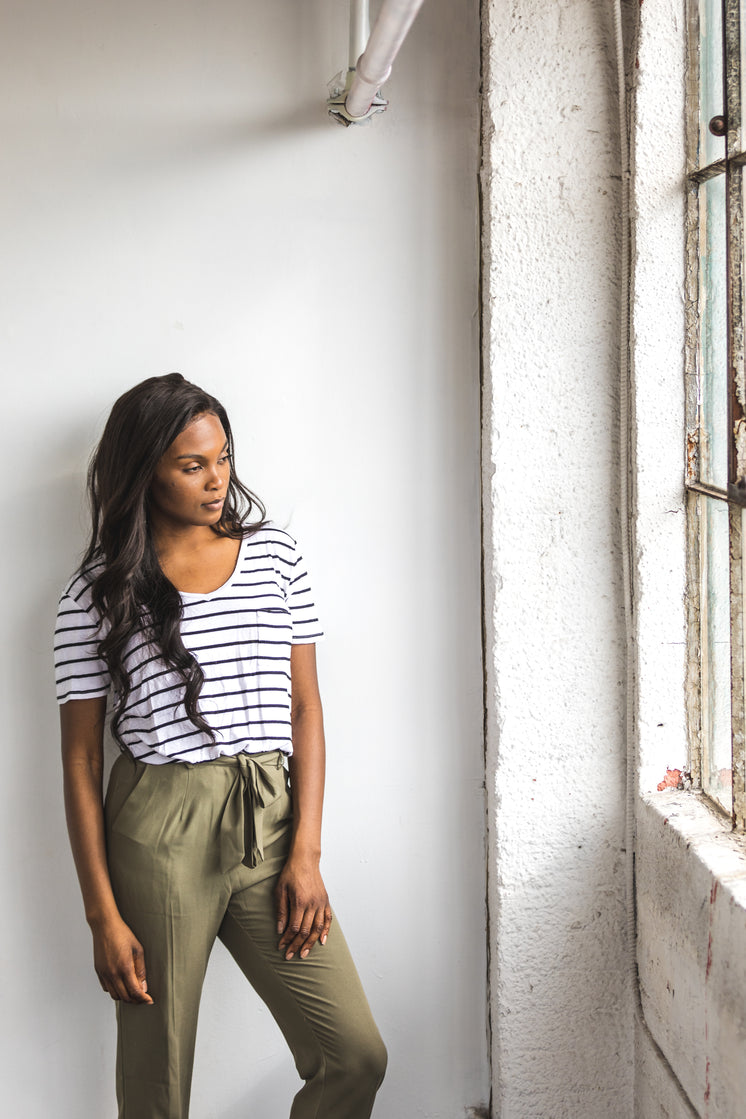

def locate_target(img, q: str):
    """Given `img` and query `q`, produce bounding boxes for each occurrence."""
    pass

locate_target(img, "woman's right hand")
[60,698,153,1006]
[91,915,153,1004]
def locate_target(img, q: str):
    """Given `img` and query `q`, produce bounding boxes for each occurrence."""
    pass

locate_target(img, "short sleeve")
[54,591,111,703]
[286,542,325,645]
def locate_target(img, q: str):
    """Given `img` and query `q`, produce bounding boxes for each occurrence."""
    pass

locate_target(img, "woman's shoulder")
[59,553,105,608]
[242,521,300,558]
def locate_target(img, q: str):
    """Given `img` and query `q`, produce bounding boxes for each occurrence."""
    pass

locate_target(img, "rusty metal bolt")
[709,115,727,137]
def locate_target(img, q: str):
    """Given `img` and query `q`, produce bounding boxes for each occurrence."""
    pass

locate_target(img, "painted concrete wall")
[637,792,746,1119]
[630,0,689,798]
[481,1,634,1114]
[0,2,487,1116]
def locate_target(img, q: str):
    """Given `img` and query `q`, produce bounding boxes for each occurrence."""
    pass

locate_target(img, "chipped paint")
[657,767,683,791]
[734,416,746,482]
[686,428,699,483]
[703,881,718,1116]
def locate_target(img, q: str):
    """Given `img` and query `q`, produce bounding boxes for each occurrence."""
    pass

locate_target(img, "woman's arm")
[275,642,333,960]
[60,697,152,1003]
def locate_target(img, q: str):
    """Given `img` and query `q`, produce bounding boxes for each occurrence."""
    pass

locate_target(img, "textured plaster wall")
[481,1,634,1114]
[0,2,487,1116]
[631,0,689,797]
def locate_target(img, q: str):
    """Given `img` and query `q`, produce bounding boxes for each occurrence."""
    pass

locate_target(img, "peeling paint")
[657,768,682,791]
[686,428,698,482]
[734,416,746,482]
[656,768,692,791]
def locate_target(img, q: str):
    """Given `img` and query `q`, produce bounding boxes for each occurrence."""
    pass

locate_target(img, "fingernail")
[301,948,309,959]
[321,934,327,945]
[285,952,294,960]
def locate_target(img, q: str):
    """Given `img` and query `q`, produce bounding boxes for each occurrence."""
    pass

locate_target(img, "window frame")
[686,0,746,828]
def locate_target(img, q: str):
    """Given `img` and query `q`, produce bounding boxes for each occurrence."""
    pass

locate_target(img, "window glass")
[699,0,725,165]
[698,173,729,489]
[700,494,733,812]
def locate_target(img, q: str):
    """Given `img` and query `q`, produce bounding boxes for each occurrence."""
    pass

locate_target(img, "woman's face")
[149,412,232,530]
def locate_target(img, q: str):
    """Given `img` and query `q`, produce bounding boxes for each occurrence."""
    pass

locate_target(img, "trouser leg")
[112,903,219,1119]
[220,844,387,1118]
[105,755,229,1119]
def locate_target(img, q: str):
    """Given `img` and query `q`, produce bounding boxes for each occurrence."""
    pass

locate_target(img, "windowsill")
[636,789,746,1116]
[641,787,746,888]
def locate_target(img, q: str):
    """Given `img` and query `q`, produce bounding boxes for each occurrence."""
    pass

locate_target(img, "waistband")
[118,747,286,771]
[117,748,288,872]
[186,749,286,772]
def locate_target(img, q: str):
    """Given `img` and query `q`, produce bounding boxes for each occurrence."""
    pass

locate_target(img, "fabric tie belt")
[214,751,286,873]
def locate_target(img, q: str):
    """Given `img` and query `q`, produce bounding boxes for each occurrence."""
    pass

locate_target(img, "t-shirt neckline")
[178,536,244,601]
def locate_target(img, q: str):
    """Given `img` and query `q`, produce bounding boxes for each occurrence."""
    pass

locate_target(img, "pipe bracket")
[327,69,388,126]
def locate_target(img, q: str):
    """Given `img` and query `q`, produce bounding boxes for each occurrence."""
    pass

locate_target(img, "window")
[686,0,746,825]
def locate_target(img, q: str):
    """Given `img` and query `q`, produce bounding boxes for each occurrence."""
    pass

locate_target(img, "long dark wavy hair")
[81,372,266,747]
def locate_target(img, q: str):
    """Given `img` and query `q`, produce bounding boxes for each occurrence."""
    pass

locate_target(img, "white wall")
[481,1,634,1114]
[0,2,486,1116]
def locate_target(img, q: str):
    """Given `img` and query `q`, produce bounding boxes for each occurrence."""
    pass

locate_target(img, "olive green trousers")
[105,750,386,1119]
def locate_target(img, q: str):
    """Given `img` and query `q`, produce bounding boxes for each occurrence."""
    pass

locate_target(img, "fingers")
[278,900,333,961]
[296,904,332,960]
[96,943,153,1005]
[319,903,332,948]
[129,944,153,1004]
[275,879,289,938]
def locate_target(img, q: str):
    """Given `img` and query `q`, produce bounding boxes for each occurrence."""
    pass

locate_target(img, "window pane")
[700,495,733,813]
[699,0,725,166]
[698,173,729,488]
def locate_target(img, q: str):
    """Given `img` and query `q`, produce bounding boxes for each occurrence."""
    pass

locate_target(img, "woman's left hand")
[275,855,332,960]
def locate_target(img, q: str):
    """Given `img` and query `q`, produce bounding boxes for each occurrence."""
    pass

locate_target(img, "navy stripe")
[182,620,292,639]
[121,703,289,728]
[181,603,286,623]
[122,691,289,721]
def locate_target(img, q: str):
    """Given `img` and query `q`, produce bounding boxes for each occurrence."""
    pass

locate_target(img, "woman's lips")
[202,497,225,509]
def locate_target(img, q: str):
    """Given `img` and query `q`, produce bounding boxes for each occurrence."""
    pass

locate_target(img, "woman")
[54,373,386,1119]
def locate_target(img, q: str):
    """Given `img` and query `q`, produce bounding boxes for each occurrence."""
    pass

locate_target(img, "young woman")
[54,373,386,1118]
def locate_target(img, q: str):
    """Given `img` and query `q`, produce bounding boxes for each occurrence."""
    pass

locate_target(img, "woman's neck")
[151,524,242,596]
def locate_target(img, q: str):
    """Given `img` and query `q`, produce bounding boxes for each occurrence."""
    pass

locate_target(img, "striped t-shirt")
[54,526,323,764]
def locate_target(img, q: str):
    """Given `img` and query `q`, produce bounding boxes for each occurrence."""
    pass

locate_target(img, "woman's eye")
[184,465,201,474]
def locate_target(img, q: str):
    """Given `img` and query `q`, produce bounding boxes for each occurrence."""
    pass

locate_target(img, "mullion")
[724,0,743,493]
[723,0,744,823]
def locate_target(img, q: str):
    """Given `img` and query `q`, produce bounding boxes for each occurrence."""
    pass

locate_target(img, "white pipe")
[349,0,370,72]
[345,0,427,120]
